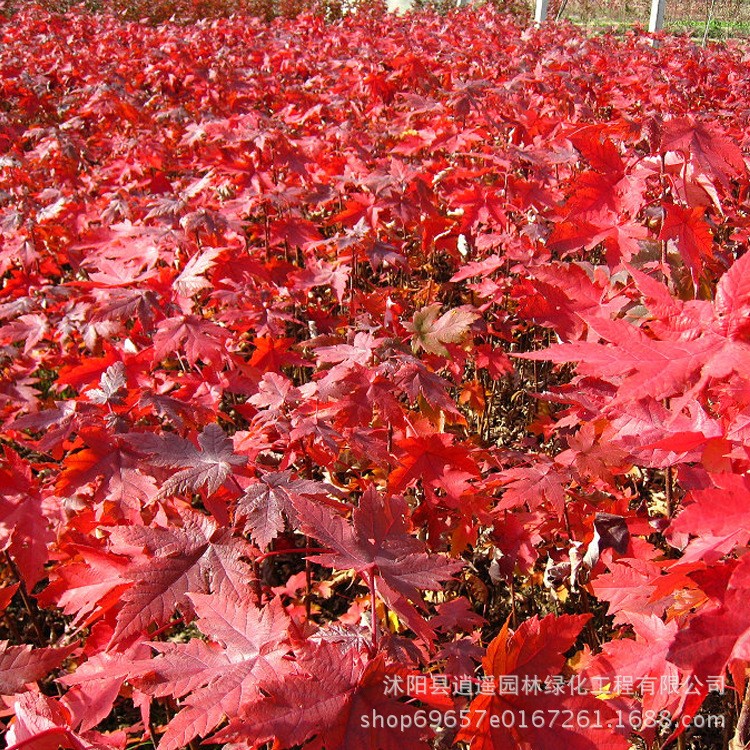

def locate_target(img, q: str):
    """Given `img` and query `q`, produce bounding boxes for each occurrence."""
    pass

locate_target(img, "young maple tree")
[1,2,750,749]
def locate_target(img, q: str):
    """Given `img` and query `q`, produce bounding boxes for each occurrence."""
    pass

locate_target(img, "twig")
[731,680,750,749]
[3,551,45,647]
[665,465,674,518]
[368,571,379,652]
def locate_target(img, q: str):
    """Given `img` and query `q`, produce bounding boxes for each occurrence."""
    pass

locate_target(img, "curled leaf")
[406,303,479,357]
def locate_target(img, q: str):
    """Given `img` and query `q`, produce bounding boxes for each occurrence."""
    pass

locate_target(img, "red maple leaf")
[457,614,629,750]
[0,641,77,695]
[248,335,309,371]
[668,473,750,564]
[395,356,465,417]
[54,430,159,522]
[152,314,230,367]
[518,250,750,406]
[213,643,433,750]
[234,470,332,549]
[388,427,480,502]
[37,545,133,632]
[658,203,713,286]
[668,556,750,684]
[58,645,152,733]
[590,556,673,626]
[134,581,292,750]
[583,613,682,716]
[85,362,128,406]
[495,459,569,518]
[128,423,246,498]
[296,485,460,641]
[108,508,253,644]
[661,116,746,188]
[0,447,52,587]
[5,693,115,750]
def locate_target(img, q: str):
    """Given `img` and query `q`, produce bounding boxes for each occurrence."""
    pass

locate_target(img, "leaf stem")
[304,535,312,620]
[731,680,750,749]
[368,571,378,652]
[254,547,329,564]
[251,558,263,605]
[149,616,186,640]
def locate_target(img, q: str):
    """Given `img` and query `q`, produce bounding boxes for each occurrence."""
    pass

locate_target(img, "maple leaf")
[152,314,230,367]
[394,355,464,417]
[495,459,569,518]
[314,331,379,375]
[518,261,750,406]
[658,203,713,286]
[388,428,480,505]
[0,313,49,355]
[58,644,152,732]
[563,169,624,223]
[517,316,711,405]
[134,581,292,750]
[56,350,121,392]
[474,343,513,379]
[5,693,114,750]
[569,128,624,175]
[234,470,332,549]
[590,555,674,626]
[584,613,688,718]
[431,596,486,634]
[85,361,127,406]
[54,430,159,522]
[248,335,309,371]
[449,254,504,282]
[213,644,433,750]
[108,508,253,644]
[269,215,321,248]
[130,423,246,497]
[0,448,52,587]
[296,485,460,637]
[667,473,750,564]
[714,247,750,340]
[173,247,222,297]
[457,614,629,750]
[248,371,296,411]
[405,303,479,356]
[608,397,721,467]
[668,556,750,684]
[661,116,746,188]
[0,640,76,695]
[37,545,133,631]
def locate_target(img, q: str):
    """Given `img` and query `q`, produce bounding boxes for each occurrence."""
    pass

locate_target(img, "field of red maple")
[2,3,750,749]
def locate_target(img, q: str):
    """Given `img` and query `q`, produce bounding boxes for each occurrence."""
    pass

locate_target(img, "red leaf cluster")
[2,3,750,748]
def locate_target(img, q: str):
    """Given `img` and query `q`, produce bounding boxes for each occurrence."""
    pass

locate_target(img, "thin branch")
[3,552,45,647]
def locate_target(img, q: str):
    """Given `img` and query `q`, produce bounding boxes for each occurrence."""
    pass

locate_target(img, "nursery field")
[2,4,750,749]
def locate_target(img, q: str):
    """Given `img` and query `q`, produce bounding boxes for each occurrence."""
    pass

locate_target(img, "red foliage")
[2,3,750,748]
